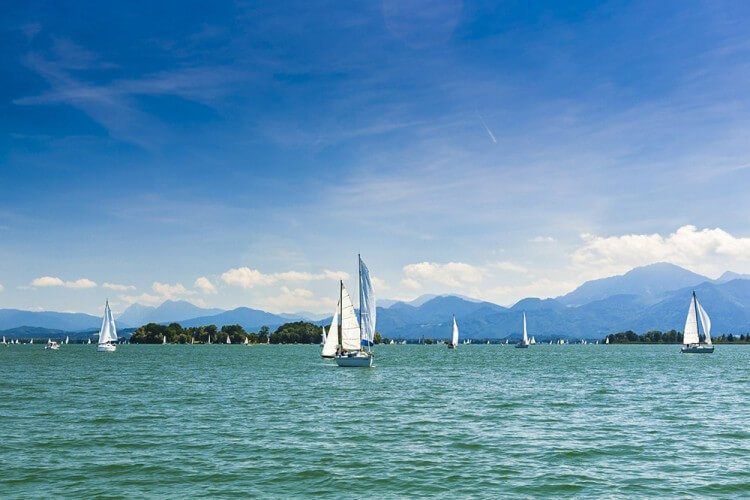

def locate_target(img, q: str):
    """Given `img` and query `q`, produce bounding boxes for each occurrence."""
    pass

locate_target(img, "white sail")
[359,256,376,347]
[451,316,459,346]
[683,295,700,345]
[98,301,117,344]
[696,299,712,345]
[163,335,167,344]
[522,312,529,345]
[341,284,361,351]
[322,301,340,357]
[226,335,231,344]
[65,336,69,344]
[530,336,536,344]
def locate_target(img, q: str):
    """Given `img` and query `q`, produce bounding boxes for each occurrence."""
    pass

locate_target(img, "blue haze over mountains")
[3,263,750,339]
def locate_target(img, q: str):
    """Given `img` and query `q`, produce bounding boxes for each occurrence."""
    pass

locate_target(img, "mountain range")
[3,262,750,339]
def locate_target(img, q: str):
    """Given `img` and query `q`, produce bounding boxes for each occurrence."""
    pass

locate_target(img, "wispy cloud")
[30,276,97,289]
[221,267,349,289]
[194,276,217,294]
[102,282,135,291]
[13,36,247,148]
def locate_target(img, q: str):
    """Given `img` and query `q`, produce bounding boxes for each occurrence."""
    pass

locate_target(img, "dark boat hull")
[681,345,714,354]
[515,343,529,349]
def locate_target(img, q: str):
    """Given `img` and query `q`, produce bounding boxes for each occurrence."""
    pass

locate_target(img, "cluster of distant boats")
[5,259,716,358]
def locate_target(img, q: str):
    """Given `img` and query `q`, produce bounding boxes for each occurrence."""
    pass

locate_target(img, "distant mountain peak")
[558,262,710,306]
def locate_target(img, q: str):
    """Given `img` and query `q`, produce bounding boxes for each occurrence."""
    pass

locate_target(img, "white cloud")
[489,261,528,273]
[572,225,750,279]
[258,286,335,313]
[119,281,196,306]
[152,281,194,299]
[118,292,163,306]
[0,283,4,292]
[402,261,484,288]
[103,282,136,291]
[221,266,349,289]
[221,267,276,288]
[194,276,217,294]
[31,276,97,289]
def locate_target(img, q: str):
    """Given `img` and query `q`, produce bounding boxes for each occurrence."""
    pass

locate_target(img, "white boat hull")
[97,344,116,352]
[335,352,373,367]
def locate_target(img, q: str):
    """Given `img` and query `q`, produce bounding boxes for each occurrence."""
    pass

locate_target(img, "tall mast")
[693,291,702,344]
[358,253,364,352]
[339,280,343,350]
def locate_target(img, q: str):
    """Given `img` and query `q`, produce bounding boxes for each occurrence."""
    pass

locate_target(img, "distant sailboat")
[2,336,5,345]
[243,337,249,345]
[320,327,326,346]
[29,339,33,344]
[207,334,211,344]
[226,335,231,344]
[681,291,714,354]
[65,336,69,345]
[322,302,339,358]
[530,336,536,345]
[448,315,458,349]
[515,311,529,348]
[87,338,91,344]
[605,337,610,344]
[97,300,118,352]
[45,339,60,350]
[335,255,375,367]
[163,335,167,345]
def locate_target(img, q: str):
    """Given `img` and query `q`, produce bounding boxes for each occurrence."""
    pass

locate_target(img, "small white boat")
[29,339,34,344]
[97,300,118,352]
[207,335,211,344]
[681,291,714,354]
[226,335,231,344]
[448,315,459,349]
[515,311,530,348]
[243,337,249,345]
[530,336,536,345]
[389,339,395,345]
[605,337,610,344]
[1,336,6,345]
[45,339,60,350]
[87,338,91,344]
[65,336,69,345]
[334,255,375,368]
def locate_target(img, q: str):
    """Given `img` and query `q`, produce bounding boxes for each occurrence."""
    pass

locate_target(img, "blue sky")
[3,0,750,315]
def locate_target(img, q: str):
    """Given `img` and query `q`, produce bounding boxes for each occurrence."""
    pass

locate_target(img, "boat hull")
[97,344,116,352]
[321,354,335,359]
[447,344,456,349]
[335,353,373,367]
[515,343,529,348]
[681,345,714,354]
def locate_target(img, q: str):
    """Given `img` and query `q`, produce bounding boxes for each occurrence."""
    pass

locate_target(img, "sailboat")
[65,336,69,345]
[45,339,60,350]
[448,315,459,349]
[29,339,33,344]
[226,335,231,344]
[97,300,118,352]
[605,337,610,344]
[335,255,375,367]
[515,311,530,348]
[243,337,249,345]
[681,291,714,354]
[320,327,326,346]
[87,338,91,344]
[162,335,167,345]
[207,334,211,344]
[2,336,5,345]
[530,336,536,345]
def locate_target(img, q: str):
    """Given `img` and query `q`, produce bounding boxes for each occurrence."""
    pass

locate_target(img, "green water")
[2,344,749,498]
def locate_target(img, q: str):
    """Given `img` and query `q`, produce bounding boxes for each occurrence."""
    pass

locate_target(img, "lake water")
[2,344,749,497]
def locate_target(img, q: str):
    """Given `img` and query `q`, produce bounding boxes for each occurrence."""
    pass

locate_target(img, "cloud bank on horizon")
[2,1,750,314]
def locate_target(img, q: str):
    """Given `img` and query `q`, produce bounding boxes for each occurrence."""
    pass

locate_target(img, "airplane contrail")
[477,111,497,144]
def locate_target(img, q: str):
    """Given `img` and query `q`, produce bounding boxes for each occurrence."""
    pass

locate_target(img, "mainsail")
[98,301,118,345]
[451,316,459,346]
[522,312,529,345]
[341,284,361,351]
[683,294,700,345]
[359,256,376,347]
[322,301,340,357]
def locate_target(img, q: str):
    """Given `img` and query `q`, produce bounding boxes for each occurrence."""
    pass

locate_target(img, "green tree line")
[130,320,389,345]
[604,330,750,344]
